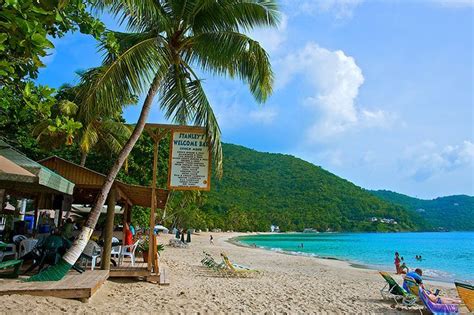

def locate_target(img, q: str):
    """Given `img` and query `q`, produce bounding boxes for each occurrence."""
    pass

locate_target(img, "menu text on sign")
[167,130,211,190]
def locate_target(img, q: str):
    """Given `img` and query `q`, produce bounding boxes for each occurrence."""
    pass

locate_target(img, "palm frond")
[187,79,223,177]
[191,0,280,33]
[77,35,170,122]
[80,123,99,153]
[93,0,170,32]
[159,64,223,176]
[189,31,273,102]
[159,64,193,124]
[58,100,78,116]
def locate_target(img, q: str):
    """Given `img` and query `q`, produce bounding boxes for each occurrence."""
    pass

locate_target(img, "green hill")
[369,190,474,231]
[200,144,419,232]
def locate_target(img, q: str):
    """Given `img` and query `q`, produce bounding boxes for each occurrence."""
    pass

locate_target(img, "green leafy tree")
[0,0,107,85]
[30,0,280,281]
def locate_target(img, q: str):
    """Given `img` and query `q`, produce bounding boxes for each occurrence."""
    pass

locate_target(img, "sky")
[37,0,474,199]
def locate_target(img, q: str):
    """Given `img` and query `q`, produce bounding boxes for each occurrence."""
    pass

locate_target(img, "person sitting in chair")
[424,290,461,304]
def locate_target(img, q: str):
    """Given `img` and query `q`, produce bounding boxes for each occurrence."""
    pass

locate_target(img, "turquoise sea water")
[238,232,474,282]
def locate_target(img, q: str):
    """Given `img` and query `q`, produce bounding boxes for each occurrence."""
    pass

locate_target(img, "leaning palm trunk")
[80,151,87,166]
[27,77,161,281]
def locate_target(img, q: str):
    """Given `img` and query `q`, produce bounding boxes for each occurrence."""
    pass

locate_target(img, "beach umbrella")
[154,225,169,234]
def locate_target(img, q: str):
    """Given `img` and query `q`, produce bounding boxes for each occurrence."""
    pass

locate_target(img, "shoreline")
[1,232,461,313]
[229,234,457,288]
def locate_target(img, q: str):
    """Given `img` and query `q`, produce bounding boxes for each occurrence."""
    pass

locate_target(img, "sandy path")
[0,232,463,314]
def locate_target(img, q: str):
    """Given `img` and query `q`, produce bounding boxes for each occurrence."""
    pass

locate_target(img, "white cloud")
[277,42,395,141]
[401,140,474,182]
[360,109,398,128]
[281,0,363,19]
[249,107,278,124]
[431,0,474,8]
[250,14,288,54]
[209,88,278,130]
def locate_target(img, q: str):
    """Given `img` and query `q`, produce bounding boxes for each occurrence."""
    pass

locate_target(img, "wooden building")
[39,156,168,279]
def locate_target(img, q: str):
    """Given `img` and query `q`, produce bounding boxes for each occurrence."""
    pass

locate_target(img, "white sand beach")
[1,232,464,314]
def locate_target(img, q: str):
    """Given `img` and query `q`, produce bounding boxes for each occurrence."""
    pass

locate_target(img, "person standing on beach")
[210,235,214,245]
[394,252,401,274]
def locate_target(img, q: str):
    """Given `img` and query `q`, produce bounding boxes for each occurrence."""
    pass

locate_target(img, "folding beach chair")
[455,281,474,312]
[220,252,258,277]
[379,271,418,306]
[0,259,23,278]
[419,287,459,315]
[403,275,420,296]
[201,252,225,270]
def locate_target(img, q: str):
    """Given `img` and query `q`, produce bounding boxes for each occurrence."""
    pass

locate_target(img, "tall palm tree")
[28,0,279,281]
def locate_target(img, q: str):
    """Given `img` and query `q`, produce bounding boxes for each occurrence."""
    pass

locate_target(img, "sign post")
[143,124,211,282]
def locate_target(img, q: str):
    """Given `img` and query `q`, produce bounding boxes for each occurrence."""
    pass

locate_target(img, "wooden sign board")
[167,130,211,191]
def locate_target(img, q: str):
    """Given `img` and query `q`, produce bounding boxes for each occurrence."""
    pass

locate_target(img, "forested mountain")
[369,190,474,231]
[199,144,419,232]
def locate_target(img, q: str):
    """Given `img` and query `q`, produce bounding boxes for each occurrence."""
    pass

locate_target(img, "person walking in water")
[210,235,214,245]
[394,252,401,274]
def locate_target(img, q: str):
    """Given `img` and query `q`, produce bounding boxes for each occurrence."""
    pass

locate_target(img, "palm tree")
[29,0,279,281]
[33,80,133,166]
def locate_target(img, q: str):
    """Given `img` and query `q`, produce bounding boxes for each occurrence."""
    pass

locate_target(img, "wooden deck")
[109,259,169,285]
[109,260,150,277]
[0,270,109,301]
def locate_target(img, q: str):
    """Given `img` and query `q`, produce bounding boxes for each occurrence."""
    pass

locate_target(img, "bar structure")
[39,156,168,279]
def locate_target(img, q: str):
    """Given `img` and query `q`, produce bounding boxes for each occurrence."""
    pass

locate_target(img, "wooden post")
[126,205,131,224]
[146,128,168,275]
[34,193,45,234]
[101,188,116,270]
[122,204,129,245]
[148,138,159,271]
[63,195,73,220]
[57,197,63,228]
[0,189,4,212]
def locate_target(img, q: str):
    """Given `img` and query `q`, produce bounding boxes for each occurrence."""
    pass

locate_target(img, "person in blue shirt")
[403,268,424,292]
[404,269,461,304]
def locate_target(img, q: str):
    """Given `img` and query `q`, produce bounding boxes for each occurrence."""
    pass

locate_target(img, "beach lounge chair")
[403,275,420,296]
[455,281,474,312]
[379,271,418,306]
[201,252,225,270]
[169,238,187,248]
[220,252,257,275]
[419,287,459,315]
[0,259,23,278]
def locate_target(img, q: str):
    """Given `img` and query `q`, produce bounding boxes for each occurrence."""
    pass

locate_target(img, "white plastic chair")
[12,234,27,245]
[118,240,140,266]
[83,240,101,270]
[110,236,121,259]
[0,243,17,262]
[19,238,38,258]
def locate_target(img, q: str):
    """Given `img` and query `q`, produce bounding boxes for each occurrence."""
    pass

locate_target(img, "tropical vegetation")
[22,0,280,280]
[369,190,474,231]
